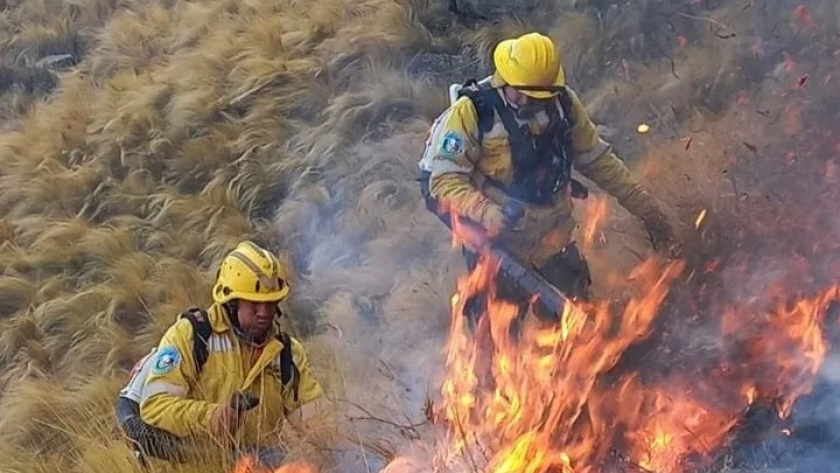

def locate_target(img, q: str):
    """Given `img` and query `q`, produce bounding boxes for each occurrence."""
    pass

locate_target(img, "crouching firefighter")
[417,32,678,321]
[115,241,325,467]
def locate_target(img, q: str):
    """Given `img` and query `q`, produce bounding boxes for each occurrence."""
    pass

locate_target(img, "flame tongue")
[720,286,839,419]
[439,252,690,473]
[227,199,840,473]
[426,232,840,473]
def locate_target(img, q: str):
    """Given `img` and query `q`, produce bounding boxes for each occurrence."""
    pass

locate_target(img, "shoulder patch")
[439,131,466,159]
[151,346,181,375]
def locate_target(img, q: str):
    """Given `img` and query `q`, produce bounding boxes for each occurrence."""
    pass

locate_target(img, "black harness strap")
[178,307,212,375]
[178,307,298,400]
[420,78,585,207]
[455,78,497,143]
[483,85,573,203]
[276,331,301,402]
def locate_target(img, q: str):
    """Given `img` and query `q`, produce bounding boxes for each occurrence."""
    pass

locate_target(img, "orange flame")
[381,204,840,473]
[225,199,840,473]
[720,286,837,419]
[581,195,609,251]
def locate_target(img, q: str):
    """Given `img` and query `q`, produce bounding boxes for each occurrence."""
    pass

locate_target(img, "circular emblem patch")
[152,346,181,375]
[439,131,466,158]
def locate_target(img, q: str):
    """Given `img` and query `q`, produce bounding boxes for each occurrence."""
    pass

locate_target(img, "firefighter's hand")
[483,201,523,237]
[209,404,244,439]
[501,199,525,227]
[643,214,681,259]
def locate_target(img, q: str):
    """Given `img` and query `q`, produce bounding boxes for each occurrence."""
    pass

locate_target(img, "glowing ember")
[694,209,707,229]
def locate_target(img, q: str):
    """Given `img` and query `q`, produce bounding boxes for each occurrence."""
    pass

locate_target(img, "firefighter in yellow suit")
[418,32,677,303]
[126,241,324,465]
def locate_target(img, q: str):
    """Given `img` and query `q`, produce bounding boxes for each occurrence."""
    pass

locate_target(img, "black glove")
[501,198,525,228]
[642,213,681,258]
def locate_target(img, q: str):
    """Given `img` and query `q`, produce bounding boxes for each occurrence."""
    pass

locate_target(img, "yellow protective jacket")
[419,77,665,257]
[139,303,323,445]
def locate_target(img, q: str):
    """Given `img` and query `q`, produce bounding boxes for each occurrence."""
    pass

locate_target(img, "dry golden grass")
[0,0,837,472]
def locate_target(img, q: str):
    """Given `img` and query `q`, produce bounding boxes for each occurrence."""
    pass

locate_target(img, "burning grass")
[364,177,840,473]
[0,0,840,472]
[412,253,840,473]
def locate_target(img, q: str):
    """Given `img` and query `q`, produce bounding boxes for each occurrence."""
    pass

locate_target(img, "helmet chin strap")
[223,301,271,347]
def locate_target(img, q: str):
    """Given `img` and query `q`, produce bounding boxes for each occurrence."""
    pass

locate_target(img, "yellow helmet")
[492,32,565,99]
[212,241,290,305]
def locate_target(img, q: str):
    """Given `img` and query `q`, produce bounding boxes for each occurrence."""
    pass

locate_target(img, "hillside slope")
[1,0,839,472]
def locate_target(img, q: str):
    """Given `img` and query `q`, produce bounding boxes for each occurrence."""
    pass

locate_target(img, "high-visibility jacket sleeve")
[566,87,668,222]
[139,319,219,438]
[423,96,503,227]
[577,150,668,223]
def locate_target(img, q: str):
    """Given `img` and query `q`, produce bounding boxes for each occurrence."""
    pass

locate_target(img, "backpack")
[178,307,301,402]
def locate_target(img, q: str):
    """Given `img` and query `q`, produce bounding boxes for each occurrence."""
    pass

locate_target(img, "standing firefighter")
[115,241,324,467]
[418,32,677,311]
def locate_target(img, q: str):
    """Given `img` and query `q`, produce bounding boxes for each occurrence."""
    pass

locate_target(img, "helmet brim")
[214,286,290,305]
[517,76,564,99]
